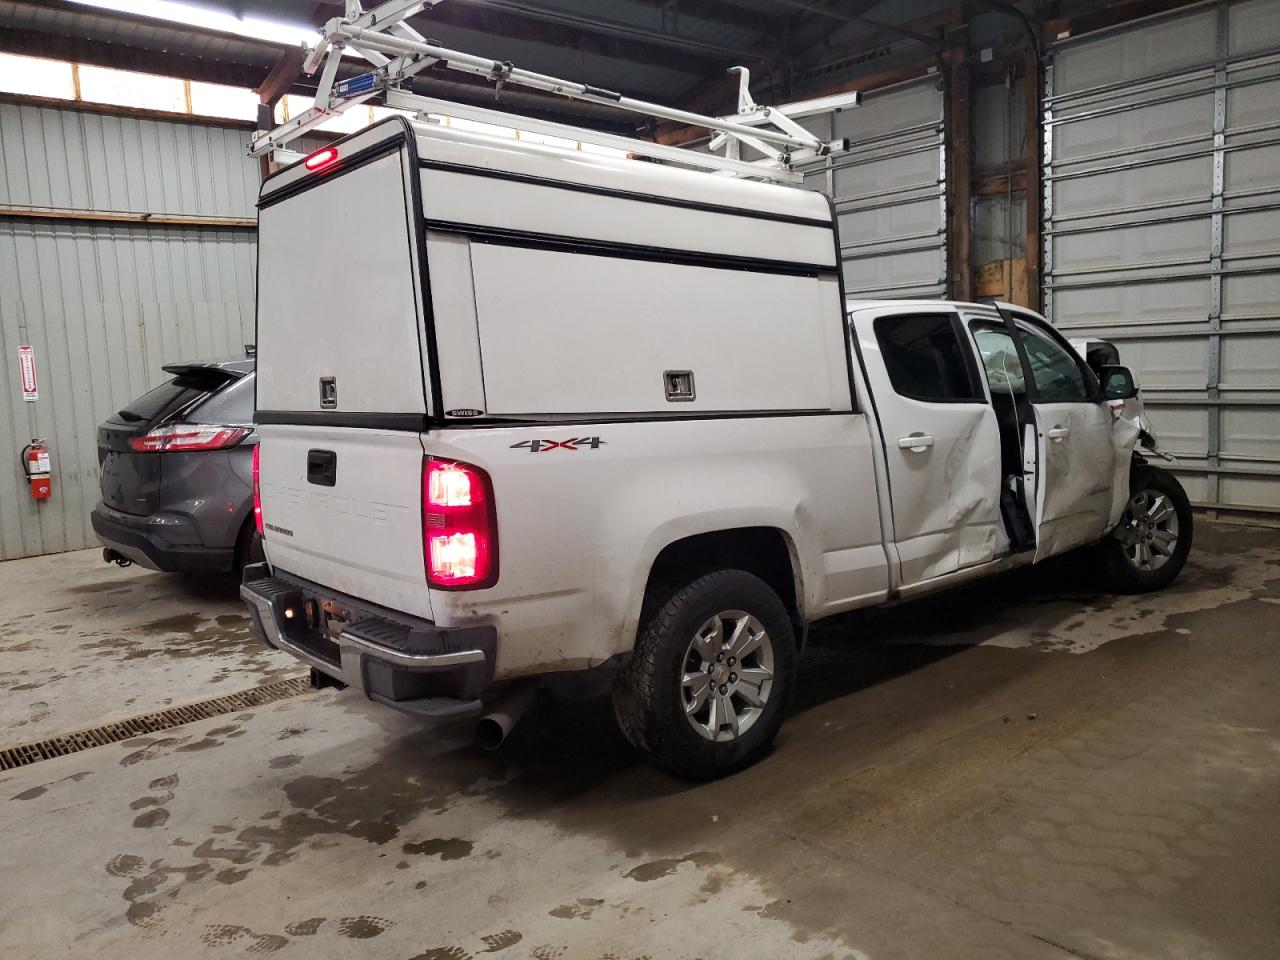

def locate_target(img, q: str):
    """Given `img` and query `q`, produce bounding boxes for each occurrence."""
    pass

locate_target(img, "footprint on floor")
[285,918,326,936]
[481,930,523,953]
[202,923,250,947]
[338,916,394,939]
[105,853,144,877]
[132,808,170,829]
[148,773,179,794]
[247,933,289,954]
[409,948,471,960]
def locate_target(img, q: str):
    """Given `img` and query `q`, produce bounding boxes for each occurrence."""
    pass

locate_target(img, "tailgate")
[254,120,434,620]
[256,425,431,620]
[98,422,163,516]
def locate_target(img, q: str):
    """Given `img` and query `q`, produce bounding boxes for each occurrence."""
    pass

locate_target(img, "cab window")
[873,314,984,403]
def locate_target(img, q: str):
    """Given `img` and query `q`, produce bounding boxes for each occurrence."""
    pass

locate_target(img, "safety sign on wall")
[17,345,38,401]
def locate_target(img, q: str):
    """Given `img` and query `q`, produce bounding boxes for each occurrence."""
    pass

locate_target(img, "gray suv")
[92,355,261,575]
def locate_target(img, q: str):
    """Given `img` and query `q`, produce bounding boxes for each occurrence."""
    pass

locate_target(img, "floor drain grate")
[0,676,313,772]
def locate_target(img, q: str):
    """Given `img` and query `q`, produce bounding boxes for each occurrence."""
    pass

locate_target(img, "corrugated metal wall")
[1044,0,1280,515]
[801,75,948,299]
[0,103,259,559]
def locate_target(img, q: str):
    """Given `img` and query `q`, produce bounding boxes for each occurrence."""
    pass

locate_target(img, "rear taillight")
[423,458,497,589]
[128,424,249,453]
[252,443,264,536]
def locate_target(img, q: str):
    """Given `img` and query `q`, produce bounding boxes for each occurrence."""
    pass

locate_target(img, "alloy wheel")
[1116,488,1180,572]
[680,610,774,743]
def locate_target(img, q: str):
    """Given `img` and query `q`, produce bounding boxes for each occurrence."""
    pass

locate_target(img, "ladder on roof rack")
[249,0,861,184]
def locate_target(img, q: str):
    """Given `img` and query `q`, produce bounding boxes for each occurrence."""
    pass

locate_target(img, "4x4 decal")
[510,437,607,453]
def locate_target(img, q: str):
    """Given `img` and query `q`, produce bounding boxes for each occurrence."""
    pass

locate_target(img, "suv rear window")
[187,373,254,425]
[117,380,207,425]
[116,369,240,426]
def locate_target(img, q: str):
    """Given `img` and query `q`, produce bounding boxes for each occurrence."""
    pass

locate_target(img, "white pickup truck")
[242,117,1192,779]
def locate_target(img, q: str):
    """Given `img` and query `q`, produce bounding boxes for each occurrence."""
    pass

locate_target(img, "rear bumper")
[240,563,495,719]
[91,503,234,573]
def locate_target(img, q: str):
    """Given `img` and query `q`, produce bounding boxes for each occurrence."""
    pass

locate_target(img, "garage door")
[800,75,947,300]
[1043,0,1280,516]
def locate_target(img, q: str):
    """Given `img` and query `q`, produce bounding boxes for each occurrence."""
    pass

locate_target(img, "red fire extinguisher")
[21,440,52,501]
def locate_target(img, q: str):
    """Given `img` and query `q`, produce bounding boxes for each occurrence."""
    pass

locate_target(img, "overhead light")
[69,1,323,49]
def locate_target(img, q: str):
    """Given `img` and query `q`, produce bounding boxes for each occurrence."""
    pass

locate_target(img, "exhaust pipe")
[475,684,536,751]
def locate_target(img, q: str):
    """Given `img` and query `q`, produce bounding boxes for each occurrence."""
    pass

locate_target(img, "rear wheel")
[613,570,796,780]
[233,516,265,577]
[1100,465,1193,593]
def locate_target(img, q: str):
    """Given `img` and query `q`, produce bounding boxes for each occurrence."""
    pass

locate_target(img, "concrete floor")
[1,522,1278,960]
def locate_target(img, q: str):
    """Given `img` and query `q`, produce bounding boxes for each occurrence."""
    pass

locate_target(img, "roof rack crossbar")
[250,0,860,183]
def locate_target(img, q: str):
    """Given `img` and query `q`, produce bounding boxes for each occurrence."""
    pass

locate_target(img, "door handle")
[1047,426,1070,442]
[898,433,934,452]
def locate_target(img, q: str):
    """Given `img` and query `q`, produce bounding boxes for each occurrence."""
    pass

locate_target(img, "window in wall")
[188,81,257,121]
[0,53,75,100]
[78,64,187,113]
[1017,323,1091,403]
[874,314,984,403]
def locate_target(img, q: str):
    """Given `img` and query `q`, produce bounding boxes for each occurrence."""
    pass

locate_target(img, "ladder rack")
[250,0,861,184]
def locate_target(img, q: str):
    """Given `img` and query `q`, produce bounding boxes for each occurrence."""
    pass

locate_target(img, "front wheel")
[1100,465,1193,593]
[612,570,797,780]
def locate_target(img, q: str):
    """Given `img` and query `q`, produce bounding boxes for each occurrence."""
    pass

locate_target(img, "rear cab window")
[873,313,985,403]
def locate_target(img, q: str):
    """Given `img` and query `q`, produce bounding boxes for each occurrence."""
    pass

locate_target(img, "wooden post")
[257,46,306,181]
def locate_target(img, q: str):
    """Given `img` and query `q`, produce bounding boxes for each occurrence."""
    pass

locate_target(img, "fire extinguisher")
[21,440,52,501]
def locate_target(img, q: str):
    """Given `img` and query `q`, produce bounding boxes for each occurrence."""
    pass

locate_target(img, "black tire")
[233,516,265,577]
[1099,464,1193,593]
[612,569,797,780]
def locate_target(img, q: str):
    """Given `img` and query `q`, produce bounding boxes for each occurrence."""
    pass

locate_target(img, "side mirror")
[1099,365,1138,401]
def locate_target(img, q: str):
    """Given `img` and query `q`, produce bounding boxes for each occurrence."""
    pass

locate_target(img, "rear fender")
[622,510,813,652]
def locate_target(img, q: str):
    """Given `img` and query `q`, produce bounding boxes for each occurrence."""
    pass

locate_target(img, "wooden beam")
[0,26,271,89]
[257,46,306,109]
[945,46,972,302]
[0,206,256,229]
[974,170,1028,196]
[0,91,257,129]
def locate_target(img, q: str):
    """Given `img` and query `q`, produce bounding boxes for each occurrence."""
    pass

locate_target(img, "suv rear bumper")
[91,503,234,573]
[240,563,495,719]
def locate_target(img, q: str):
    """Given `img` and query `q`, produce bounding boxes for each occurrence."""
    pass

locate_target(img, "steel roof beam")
[764,0,945,53]
[445,0,774,61]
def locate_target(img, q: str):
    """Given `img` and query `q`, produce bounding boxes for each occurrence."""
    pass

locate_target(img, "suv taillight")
[128,424,249,453]
[423,457,497,589]
[252,443,264,536]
